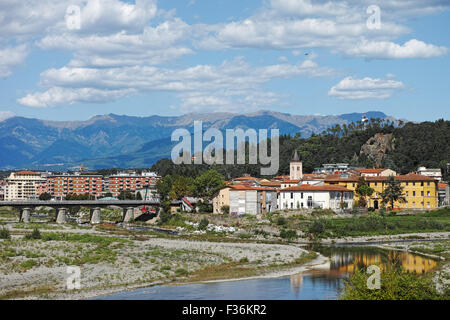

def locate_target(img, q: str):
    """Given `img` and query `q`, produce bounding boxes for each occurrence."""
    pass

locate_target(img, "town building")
[352,168,397,177]
[290,151,303,180]
[416,167,442,181]
[106,171,159,196]
[0,179,4,201]
[365,173,439,210]
[4,171,46,201]
[313,163,349,174]
[438,183,449,206]
[278,185,354,210]
[47,173,103,199]
[213,185,277,215]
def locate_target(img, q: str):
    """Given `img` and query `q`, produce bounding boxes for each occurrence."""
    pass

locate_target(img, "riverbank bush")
[306,208,450,238]
[0,228,11,240]
[341,266,448,300]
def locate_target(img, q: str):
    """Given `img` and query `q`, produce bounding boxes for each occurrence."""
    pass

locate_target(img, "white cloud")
[0,111,16,121]
[18,87,136,107]
[328,76,404,99]
[196,0,447,60]
[0,44,29,78]
[18,57,333,110]
[344,39,448,59]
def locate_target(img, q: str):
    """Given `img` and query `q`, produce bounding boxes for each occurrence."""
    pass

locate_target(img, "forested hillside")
[151,119,450,181]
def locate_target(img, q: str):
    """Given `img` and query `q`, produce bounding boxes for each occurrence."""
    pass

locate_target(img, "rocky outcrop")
[360,133,394,168]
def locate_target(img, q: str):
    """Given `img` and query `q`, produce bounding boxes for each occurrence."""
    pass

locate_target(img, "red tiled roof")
[229,185,275,191]
[283,179,301,183]
[365,173,437,182]
[233,176,258,181]
[324,175,360,182]
[354,168,385,173]
[16,170,40,175]
[438,183,448,189]
[281,185,352,192]
[260,181,282,187]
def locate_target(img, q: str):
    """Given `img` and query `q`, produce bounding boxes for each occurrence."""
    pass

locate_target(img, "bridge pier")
[56,208,68,224]
[90,207,101,224]
[20,208,31,223]
[123,207,135,223]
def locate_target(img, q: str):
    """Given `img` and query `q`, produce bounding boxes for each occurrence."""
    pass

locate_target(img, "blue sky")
[0,0,449,122]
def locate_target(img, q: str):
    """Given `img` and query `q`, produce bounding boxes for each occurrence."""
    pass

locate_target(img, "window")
[301,192,304,199]
[307,196,313,208]
[290,202,293,209]
[297,166,300,171]
[427,182,430,186]
[427,191,430,196]
[413,191,416,196]
[421,191,424,196]
[291,192,294,199]
[301,202,304,208]
[421,182,424,186]
[406,191,409,196]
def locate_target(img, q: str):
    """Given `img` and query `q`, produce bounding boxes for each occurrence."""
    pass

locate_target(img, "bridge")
[0,200,161,224]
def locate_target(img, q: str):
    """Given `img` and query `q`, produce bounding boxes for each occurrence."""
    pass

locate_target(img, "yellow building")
[325,173,439,210]
[324,175,361,201]
[366,173,438,210]
[212,186,231,214]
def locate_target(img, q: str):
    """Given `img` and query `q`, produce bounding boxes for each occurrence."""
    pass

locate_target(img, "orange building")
[47,174,103,199]
[106,173,159,196]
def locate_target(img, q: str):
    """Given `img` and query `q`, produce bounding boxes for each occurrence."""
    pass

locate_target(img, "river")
[94,244,438,300]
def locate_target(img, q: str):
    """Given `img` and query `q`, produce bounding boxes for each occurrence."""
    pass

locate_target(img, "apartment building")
[352,168,397,177]
[47,174,103,199]
[4,171,46,201]
[278,185,354,210]
[366,173,439,210]
[106,171,159,196]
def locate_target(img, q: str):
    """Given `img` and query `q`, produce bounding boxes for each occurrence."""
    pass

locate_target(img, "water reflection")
[95,246,438,300]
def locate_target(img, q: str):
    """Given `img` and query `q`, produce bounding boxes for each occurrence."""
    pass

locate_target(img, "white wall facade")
[279,190,353,210]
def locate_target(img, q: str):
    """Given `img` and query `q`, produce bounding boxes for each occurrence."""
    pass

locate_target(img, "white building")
[417,167,442,181]
[229,185,277,215]
[4,171,46,201]
[278,185,354,211]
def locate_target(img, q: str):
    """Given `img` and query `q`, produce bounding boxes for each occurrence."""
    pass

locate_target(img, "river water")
[95,245,438,300]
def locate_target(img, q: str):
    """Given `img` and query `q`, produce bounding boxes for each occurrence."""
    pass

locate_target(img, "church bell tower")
[290,150,303,180]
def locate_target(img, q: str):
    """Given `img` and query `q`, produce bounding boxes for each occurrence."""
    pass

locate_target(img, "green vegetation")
[341,266,448,300]
[152,119,450,180]
[306,208,450,238]
[198,218,209,230]
[0,227,11,240]
[24,228,42,240]
[381,176,406,210]
[279,229,297,240]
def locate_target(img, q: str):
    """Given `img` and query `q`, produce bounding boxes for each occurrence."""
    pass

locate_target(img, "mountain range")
[0,110,396,170]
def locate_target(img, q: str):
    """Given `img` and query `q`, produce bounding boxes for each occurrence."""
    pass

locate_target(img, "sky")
[0,0,449,122]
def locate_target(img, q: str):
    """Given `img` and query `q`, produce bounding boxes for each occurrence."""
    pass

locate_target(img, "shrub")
[308,219,329,236]
[24,228,42,240]
[280,229,297,240]
[175,268,189,276]
[221,205,230,214]
[239,257,249,263]
[341,266,445,300]
[198,218,209,230]
[0,227,11,240]
[277,217,287,226]
[158,210,172,225]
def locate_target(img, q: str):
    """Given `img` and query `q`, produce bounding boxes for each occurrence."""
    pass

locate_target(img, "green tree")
[170,176,193,200]
[39,192,52,201]
[156,174,174,201]
[355,177,374,207]
[381,176,406,210]
[191,169,225,201]
[118,190,135,200]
